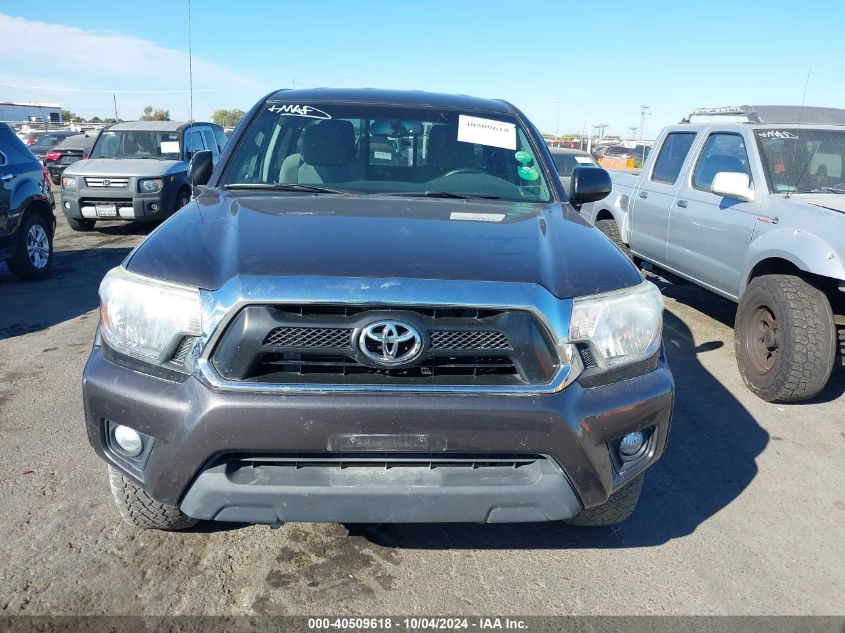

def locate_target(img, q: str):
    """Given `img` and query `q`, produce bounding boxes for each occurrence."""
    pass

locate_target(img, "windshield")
[221,102,552,202]
[755,128,845,193]
[90,130,182,160]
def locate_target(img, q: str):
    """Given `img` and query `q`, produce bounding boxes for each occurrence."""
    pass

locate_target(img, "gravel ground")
[0,198,843,615]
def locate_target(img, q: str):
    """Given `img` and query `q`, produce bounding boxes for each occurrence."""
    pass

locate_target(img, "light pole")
[639,105,651,140]
[628,126,638,141]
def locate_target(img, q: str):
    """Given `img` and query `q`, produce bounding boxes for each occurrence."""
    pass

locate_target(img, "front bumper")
[83,344,674,524]
[61,184,177,221]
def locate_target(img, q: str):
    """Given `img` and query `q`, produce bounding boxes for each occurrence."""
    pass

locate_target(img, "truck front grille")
[210,304,558,387]
[85,177,129,188]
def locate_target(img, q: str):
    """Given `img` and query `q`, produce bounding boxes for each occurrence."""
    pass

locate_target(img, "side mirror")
[188,150,213,187]
[711,172,754,202]
[569,166,612,205]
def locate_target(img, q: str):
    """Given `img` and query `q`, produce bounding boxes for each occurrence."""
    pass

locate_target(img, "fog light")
[113,425,143,457]
[150,203,159,212]
[619,431,645,459]
[63,201,70,210]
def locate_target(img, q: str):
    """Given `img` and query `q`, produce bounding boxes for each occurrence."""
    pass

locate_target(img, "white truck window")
[651,132,696,184]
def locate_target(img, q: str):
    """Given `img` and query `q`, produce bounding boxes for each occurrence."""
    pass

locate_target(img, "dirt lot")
[0,197,843,616]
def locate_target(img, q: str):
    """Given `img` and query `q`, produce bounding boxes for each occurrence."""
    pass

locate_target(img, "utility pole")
[628,126,638,141]
[639,105,651,140]
[113,93,119,121]
[593,123,608,141]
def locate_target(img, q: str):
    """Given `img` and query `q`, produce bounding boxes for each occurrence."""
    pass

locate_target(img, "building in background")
[0,102,62,128]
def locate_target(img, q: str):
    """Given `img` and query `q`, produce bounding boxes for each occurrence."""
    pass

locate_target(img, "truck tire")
[565,473,644,526]
[735,274,836,402]
[108,466,198,531]
[595,218,630,258]
[6,213,53,279]
[67,217,96,232]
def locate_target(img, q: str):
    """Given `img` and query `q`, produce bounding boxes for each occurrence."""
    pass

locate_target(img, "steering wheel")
[442,167,485,177]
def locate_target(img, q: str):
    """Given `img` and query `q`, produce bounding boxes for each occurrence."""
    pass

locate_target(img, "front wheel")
[735,274,836,402]
[67,217,96,232]
[595,217,630,258]
[565,473,644,526]
[6,214,53,279]
[175,189,191,212]
[108,466,198,531]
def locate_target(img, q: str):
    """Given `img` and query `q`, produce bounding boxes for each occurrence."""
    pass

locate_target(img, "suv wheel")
[565,473,644,526]
[6,213,53,279]
[595,217,630,258]
[175,189,191,212]
[735,274,836,402]
[67,217,96,232]
[108,466,198,531]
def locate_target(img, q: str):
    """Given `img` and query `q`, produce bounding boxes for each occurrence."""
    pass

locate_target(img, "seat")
[695,154,747,191]
[279,120,358,184]
[426,124,476,175]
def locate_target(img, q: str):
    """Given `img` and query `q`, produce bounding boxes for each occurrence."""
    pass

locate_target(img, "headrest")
[302,120,354,166]
[427,124,476,170]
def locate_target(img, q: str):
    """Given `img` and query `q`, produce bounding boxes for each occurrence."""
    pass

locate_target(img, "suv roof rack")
[681,105,845,126]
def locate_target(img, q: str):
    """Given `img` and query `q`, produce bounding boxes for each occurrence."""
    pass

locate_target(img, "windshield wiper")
[377,191,501,200]
[811,186,845,194]
[222,183,350,194]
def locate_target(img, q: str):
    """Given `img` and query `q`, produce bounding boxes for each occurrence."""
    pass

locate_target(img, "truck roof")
[681,105,845,126]
[266,87,515,115]
[106,121,221,132]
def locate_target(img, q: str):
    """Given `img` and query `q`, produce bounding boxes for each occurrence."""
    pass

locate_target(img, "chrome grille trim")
[190,274,588,395]
[84,177,130,188]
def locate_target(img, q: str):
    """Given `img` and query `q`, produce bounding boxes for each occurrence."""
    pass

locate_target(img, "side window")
[692,133,751,192]
[651,132,697,184]
[201,129,218,157]
[184,131,205,156]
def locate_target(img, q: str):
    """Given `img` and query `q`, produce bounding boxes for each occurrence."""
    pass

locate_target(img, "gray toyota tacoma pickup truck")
[581,105,845,403]
[60,120,226,231]
[84,88,673,530]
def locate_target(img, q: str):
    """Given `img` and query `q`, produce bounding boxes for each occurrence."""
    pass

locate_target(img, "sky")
[1,0,843,138]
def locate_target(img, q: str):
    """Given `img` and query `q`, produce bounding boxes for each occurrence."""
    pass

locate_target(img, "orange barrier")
[598,156,636,170]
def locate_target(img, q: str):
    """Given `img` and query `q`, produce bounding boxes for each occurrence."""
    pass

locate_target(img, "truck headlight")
[138,178,163,193]
[99,266,202,364]
[62,176,77,190]
[569,281,663,369]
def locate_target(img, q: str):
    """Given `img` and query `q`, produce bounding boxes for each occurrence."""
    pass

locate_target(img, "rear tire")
[108,466,198,531]
[6,213,53,279]
[67,217,96,232]
[595,217,630,258]
[565,473,644,526]
[735,274,836,402]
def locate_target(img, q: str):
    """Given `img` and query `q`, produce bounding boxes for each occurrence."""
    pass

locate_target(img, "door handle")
[638,191,648,199]
[0,173,14,182]
[676,199,688,208]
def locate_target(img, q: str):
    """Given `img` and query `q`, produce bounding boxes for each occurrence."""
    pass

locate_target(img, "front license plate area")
[95,204,118,217]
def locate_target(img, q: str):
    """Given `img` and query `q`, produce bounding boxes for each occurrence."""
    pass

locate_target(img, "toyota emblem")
[358,320,423,366]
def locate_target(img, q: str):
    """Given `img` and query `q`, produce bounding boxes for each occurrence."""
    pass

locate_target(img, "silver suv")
[60,120,226,231]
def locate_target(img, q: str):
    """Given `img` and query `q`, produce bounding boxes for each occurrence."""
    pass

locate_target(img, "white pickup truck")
[581,105,845,402]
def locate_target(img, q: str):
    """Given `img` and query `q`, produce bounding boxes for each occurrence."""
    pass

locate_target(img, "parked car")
[84,88,673,531]
[592,144,635,163]
[28,130,78,161]
[60,120,227,231]
[549,147,600,196]
[0,123,56,278]
[43,132,99,185]
[16,130,44,147]
[580,105,845,402]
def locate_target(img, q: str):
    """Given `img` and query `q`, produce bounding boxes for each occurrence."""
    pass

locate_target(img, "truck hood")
[125,190,641,299]
[65,158,185,177]
[790,193,845,215]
